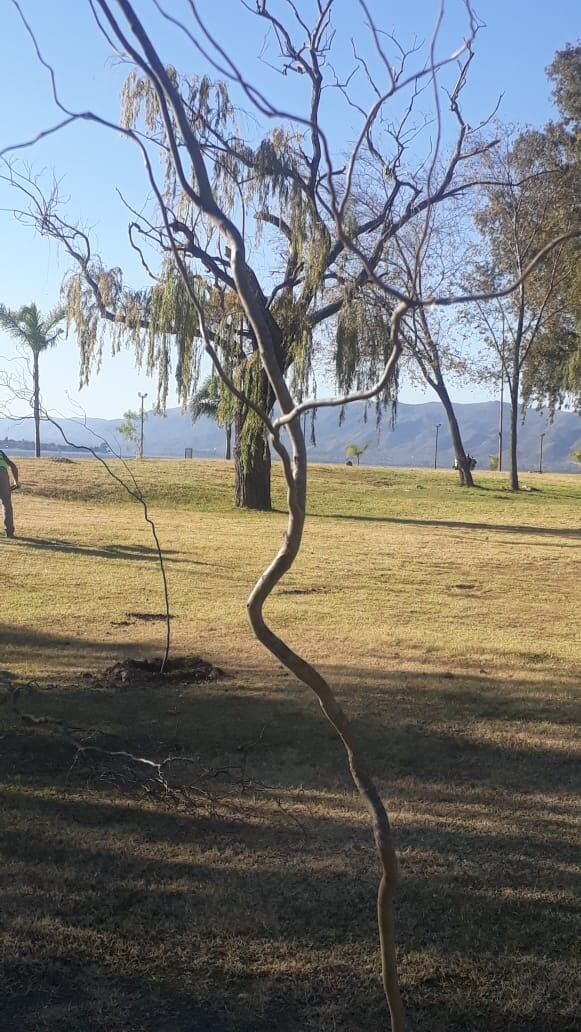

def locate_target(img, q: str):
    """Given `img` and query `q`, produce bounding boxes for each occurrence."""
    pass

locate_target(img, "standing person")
[0,448,19,538]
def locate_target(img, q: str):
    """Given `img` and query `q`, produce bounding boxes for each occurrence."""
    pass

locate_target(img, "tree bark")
[234,414,271,510]
[508,338,521,490]
[33,350,41,458]
[509,386,520,491]
[240,292,408,1031]
[225,423,232,461]
[433,378,474,486]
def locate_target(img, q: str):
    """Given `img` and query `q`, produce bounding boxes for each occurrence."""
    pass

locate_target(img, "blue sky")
[0,0,578,420]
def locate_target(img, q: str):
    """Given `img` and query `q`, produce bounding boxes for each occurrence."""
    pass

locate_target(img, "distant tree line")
[0,436,109,454]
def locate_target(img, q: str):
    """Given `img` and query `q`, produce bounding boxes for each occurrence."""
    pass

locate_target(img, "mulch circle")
[81,656,223,690]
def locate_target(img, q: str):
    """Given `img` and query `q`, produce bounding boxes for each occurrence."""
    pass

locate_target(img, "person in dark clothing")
[0,449,19,538]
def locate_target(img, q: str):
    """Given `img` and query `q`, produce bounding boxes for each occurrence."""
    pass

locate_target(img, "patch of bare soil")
[125,611,174,622]
[82,656,223,690]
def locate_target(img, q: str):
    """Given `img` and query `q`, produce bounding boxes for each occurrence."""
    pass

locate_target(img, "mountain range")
[1,401,579,472]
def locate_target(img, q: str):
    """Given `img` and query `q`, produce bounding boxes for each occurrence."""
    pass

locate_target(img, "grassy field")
[1,458,579,1031]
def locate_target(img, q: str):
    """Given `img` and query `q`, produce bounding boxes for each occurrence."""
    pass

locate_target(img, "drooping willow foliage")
[63,263,148,388]
[148,261,207,410]
[62,66,399,459]
[335,289,399,425]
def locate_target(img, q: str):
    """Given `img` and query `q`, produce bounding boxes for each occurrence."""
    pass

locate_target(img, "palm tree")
[0,302,65,457]
[191,376,233,459]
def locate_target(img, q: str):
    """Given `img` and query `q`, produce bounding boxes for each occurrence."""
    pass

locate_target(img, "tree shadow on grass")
[305,510,581,539]
[0,662,579,1030]
[12,536,210,565]
[0,785,578,1032]
[0,624,145,675]
[2,649,579,795]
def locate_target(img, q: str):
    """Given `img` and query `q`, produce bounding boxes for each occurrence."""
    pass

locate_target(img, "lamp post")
[539,432,546,474]
[138,392,148,459]
[434,423,441,470]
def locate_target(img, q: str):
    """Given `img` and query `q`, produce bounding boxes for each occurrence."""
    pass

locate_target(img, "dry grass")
[1,459,580,1030]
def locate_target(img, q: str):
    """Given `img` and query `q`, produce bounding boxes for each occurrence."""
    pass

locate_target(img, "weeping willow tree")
[8,30,495,509]
[5,6,567,511]
[15,57,418,509]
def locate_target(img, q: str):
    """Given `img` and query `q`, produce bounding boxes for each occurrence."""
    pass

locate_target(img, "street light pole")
[138,392,148,459]
[539,432,546,474]
[434,423,441,470]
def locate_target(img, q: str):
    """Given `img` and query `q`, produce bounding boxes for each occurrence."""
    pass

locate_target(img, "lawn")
[1,459,580,1031]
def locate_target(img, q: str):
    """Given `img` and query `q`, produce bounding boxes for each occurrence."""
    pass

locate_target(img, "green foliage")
[473,116,579,425]
[63,264,147,388]
[64,63,407,477]
[522,325,581,416]
[514,45,581,415]
[117,410,139,448]
[190,375,234,442]
[488,455,499,471]
[147,260,207,410]
[547,43,581,130]
[570,448,581,463]
[345,441,369,465]
[0,301,64,354]
[190,376,219,423]
[335,292,397,421]
[117,69,365,387]
[121,70,233,206]
[236,353,271,474]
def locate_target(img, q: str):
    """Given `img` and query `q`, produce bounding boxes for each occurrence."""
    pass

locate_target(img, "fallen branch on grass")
[3,682,303,829]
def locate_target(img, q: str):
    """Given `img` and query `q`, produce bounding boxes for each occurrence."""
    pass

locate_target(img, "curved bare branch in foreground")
[73,2,409,1024]
[246,306,407,1032]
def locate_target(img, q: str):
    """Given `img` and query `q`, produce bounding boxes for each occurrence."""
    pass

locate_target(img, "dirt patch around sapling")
[81,656,223,690]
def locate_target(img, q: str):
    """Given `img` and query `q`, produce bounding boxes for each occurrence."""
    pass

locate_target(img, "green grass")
[1,459,580,1030]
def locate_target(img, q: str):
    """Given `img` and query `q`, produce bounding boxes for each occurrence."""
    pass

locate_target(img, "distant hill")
[0,436,108,454]
[1,401,579,472]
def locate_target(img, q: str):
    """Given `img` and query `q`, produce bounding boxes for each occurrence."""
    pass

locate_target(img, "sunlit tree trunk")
[508,307,524,492]
[32,349,41,458]
[509,383,520,491]
[434,378,474,487]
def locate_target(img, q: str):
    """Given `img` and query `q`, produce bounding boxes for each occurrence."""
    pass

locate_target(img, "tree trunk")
[508,340,521,491]
[225,423,232,461]
[509,387,519,491]
[434,379,474,487]
[234,414,271,510]
[245,319,406,1030]
[33,350,41,458]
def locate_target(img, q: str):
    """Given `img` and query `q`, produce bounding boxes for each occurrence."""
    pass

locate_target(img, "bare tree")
[2,2,579,1028]
[388,211,479,485]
